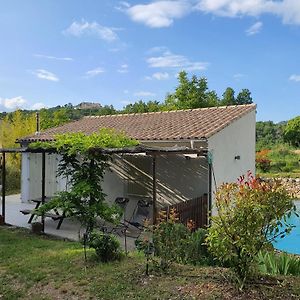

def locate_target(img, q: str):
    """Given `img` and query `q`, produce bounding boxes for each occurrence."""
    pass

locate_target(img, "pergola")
[0,145,211,232]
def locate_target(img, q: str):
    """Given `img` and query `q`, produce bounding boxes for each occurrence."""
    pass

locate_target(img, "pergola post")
[152,155,157,225]
[1,152,6,224]
[41,151,46,232]
[208,161,212,225]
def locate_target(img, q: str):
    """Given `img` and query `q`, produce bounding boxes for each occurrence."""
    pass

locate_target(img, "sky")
[0,0,300,122]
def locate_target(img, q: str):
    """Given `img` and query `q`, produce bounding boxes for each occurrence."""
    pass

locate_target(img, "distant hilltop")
[75,102,102,110]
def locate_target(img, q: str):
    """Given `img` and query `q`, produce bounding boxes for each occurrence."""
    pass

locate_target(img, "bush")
[258,251,300,276]
[184,228,214,266]
[88,231,122,262]
[153,209,190,270]
[151,209,213,270]
[206,172,295,289]
[256,149,271,172]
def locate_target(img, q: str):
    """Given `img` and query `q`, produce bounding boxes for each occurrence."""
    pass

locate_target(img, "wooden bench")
[20,198,65,230]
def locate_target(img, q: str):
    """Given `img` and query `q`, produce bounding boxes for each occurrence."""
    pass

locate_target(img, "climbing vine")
[30,128,138,253]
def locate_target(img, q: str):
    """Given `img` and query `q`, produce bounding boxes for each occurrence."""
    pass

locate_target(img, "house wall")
[21,153,66,202]
[21,152,209,220]
[115,154,208,205]
[208,110,256,215]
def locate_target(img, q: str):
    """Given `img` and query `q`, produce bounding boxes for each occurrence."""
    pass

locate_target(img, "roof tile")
[20,104,256,142]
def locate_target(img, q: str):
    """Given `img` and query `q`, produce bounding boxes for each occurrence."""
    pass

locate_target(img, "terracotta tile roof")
[20,104,256,142]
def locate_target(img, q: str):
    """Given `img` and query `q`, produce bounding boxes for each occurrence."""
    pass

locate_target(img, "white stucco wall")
[21,152,209,219]
[208,110,256,214]
[21,153,65,202]
[108,154,208,214]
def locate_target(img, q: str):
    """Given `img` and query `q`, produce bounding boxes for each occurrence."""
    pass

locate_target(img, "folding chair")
[126,199,152,231]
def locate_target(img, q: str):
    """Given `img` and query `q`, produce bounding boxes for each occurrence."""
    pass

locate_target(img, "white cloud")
[85,67,105,78]
[147,49,209,71]
[134,91,156,97]
[196,0,300,25]
[0,96,27,110]
[31,102,47,110]
[289,74,300,82]
[233,73,245,80]
[63,20,118,42]
[246,21,263,35]
[125,0,191,28]
[147,46,169,54]
[115,1,130,10]
[120,0,300,27]
[123,89,129,94]
[32,69,59,82]
[146,72,170,80]
[34,54,73,61]
[117,64,129,73]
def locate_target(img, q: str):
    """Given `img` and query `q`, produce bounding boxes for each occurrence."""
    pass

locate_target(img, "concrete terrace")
[4,194,137,250]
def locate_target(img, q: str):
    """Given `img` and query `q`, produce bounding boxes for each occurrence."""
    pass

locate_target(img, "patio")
[4,193,137,250]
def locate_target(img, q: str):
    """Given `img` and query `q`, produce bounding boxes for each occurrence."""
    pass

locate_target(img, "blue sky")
[0,0,300,122]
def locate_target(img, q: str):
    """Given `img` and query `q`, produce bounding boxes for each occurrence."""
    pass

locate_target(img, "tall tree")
[0,110,36,168]
[221,87,236,106]
[236,89,253,105]
[165,71,218,109]
[284,116,300,147]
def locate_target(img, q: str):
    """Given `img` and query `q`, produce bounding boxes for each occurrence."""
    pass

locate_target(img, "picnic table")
[20,197,65,229]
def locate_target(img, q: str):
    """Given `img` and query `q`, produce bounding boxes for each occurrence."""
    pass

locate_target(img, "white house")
[18,104,256,225]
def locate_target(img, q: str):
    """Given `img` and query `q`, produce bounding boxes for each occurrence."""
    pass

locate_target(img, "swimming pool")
[273,200,300,254]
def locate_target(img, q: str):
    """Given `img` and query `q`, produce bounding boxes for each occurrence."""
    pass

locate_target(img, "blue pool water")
[273,201,300,254]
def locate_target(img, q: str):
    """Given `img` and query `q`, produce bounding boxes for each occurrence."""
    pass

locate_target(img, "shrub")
[88,231,122,262]
[206,172,295,289]
[268,144,300,173]
[184,228,214,266]
[256,149,271,172]
[258,251,300,276]
[153,209,190,270]
[150,209,214,270]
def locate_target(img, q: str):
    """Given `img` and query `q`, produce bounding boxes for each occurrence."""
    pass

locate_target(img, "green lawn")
[1,226,300,300]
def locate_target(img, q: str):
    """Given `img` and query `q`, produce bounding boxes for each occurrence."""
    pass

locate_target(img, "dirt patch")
[26,281,91,300]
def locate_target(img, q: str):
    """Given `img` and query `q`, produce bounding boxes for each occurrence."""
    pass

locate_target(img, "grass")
[1,227,300,299]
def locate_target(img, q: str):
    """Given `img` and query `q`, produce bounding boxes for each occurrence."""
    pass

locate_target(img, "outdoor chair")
[126,199,152,231]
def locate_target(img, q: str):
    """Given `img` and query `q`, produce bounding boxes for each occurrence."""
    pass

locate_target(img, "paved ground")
[3,194,137,250]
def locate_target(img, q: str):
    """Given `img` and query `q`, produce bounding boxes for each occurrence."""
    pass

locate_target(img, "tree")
[236,89,253,105]
[123,100,161,114]
[206,172,295,289]
[256,121,285,151]
[221,87,236,106]
[0,110,36,168]
[284,116,300,147]
[165,71,216,109]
